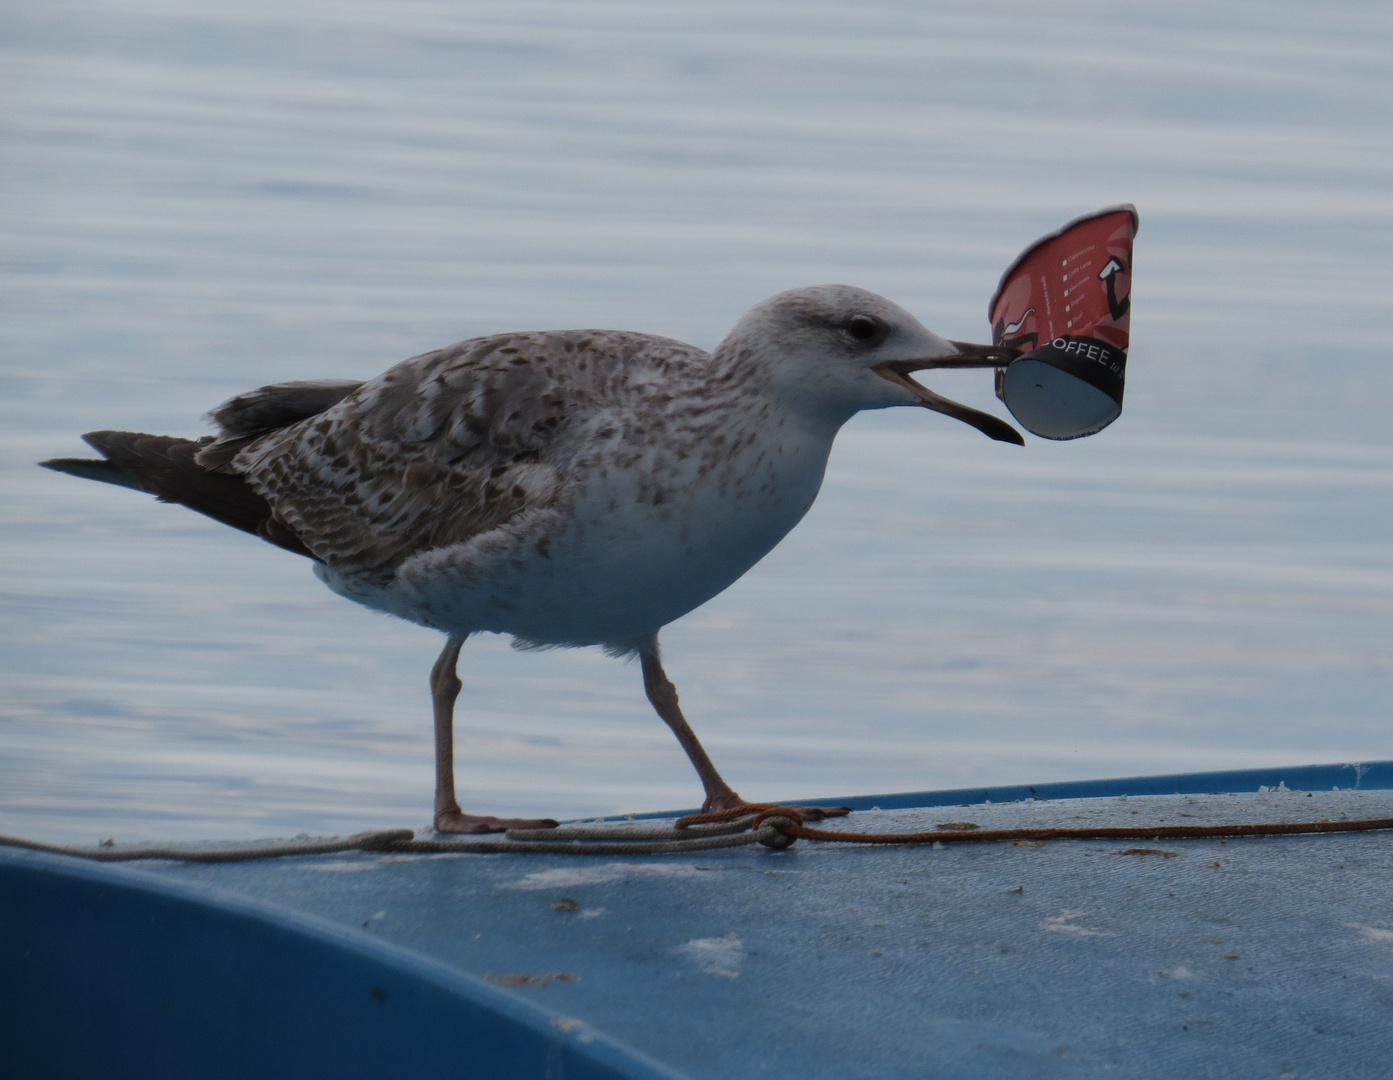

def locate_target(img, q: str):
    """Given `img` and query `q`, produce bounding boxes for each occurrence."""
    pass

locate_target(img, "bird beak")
[874,341,1024,445]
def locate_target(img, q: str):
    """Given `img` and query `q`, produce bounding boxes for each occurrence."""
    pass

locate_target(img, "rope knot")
[752,810,804,849]
[751,807,806,830]
[673,803,808,848]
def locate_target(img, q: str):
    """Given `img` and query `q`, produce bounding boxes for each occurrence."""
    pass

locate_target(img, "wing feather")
[232,331,699,581]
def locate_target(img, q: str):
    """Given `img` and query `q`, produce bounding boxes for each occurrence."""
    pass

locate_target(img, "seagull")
[41,285,1021,833]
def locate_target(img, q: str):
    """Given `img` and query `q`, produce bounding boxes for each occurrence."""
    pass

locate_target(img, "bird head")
[717,284,1023,445]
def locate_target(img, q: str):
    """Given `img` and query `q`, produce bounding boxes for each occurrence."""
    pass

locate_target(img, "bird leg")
[640,649,850,821]
[431,634,560,835]
[640,650,745,813]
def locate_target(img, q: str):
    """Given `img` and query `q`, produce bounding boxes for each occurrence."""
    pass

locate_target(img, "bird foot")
[434,810,560,834]
[699,793,851,823]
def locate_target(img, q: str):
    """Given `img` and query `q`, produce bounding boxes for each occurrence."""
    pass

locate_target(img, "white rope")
[0,819,777,862]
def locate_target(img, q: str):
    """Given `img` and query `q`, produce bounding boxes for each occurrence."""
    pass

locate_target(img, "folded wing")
[229,333,610,582]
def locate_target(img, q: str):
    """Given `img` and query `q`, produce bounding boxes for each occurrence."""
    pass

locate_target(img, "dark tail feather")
[40,431,317,561]
[40,457,148,492]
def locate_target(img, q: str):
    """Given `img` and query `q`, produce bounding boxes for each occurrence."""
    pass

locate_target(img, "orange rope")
[774,815,1393,847]
[678,804,1393,848]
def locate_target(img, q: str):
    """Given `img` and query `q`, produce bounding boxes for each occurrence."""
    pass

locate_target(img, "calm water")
[2,0,1390,844]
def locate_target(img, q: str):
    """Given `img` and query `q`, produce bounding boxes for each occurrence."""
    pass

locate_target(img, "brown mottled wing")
[231,332,641,581]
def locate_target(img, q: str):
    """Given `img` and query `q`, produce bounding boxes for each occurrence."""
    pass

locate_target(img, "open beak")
[874,341,1024,446]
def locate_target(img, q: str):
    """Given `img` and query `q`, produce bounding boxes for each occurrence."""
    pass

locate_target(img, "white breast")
[323,401,839,652]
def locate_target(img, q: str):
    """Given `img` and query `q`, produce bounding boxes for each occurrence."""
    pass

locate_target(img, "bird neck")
[708,342,861,436]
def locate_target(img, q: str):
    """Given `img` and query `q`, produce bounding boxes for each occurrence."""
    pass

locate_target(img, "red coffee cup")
[990,205,1138,440]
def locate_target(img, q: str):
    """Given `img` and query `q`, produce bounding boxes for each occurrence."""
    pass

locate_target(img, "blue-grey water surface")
[2,0,1390,844]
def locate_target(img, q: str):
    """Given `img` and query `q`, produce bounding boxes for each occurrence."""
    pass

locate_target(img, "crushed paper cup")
[990,205,1138,440]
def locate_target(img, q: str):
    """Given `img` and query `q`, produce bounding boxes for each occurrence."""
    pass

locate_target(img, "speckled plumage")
[46,284,1021,828]
[202,286,974,654]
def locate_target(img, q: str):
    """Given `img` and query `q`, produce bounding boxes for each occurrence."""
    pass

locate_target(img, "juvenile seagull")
[42,285,1021,833]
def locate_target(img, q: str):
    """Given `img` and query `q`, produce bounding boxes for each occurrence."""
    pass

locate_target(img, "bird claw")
[696,795,852,823]
[434,811,560,835]
[744,803,849,822]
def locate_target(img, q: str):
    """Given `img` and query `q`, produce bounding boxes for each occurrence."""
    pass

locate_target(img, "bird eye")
[843,315,886,345]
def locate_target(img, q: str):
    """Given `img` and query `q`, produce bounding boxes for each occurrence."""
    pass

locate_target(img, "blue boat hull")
[0,852,675,1080]
[5,761,1392,1079]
